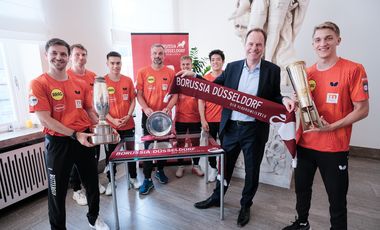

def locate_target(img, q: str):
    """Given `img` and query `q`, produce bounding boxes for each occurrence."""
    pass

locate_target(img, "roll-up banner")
[131,33,189,79]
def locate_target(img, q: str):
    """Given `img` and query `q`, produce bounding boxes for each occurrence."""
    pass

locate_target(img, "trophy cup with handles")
[286,61,323,131]
[91,76,118,144]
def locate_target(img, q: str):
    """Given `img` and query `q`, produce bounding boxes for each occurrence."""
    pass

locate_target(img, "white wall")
[41,0,113,75]
[178,0,379,149]
[177,0,243,63]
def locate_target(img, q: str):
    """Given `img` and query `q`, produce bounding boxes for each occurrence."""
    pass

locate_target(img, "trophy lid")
[146,111,172,137]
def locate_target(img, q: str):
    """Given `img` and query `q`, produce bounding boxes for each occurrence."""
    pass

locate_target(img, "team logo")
[309,79,316,91]
[362,77,369,93]
[122,94,129,101]
[29,96,38,106]
[54,104,65,112]
[51,89,64,100]
[338,165,347,170]
[363,82,368,92]
[177,40,186,48]
[107,86,115,94]
[147,76,155,83]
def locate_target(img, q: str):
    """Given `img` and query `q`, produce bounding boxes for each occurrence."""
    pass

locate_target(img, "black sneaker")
[282,218,310,230]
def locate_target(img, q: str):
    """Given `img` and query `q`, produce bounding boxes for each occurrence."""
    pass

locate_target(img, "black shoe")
[282,217,310,230]
[237,206,250,227]
[194,196,220,209]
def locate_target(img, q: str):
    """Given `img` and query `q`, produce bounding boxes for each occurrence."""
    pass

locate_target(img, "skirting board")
[350,146,380,160]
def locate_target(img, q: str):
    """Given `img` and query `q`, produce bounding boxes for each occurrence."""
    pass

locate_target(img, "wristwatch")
[70,131,77,140]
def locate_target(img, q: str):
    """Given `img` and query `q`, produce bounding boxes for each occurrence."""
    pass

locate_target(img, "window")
[0,40,43,132]
[0,0,45,133]
[0,44,15,128]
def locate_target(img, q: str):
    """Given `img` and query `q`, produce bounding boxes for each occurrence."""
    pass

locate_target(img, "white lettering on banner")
[114,147,199,157]
[165,48,186,54]
[176,77,210,93]
[211,86,263,109]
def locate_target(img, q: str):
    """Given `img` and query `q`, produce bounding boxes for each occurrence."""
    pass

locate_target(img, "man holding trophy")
[283,21,369,230]
[29,38,110,229]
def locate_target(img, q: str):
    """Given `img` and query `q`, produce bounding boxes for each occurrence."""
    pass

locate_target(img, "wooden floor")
[0,156,379,230]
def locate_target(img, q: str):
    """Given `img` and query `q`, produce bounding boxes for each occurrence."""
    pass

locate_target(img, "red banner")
[131,33,189,79]
[169,76,297,158]
[110,145,223,161]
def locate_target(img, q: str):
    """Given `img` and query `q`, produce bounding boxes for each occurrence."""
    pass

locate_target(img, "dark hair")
[70,44,87,54]
[45,38,70,55]
[208,49,225,61]
[106,51,121,60]
[313,21,340,37]
[245,28,267,45]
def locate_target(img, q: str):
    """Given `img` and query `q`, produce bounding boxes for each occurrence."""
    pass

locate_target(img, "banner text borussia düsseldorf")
[170,76,286,123]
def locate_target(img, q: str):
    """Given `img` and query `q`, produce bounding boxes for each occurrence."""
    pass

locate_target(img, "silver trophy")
[146,111,173,137]
[91,76,118,144]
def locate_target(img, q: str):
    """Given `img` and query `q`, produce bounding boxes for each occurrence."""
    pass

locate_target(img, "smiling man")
[283,21,369,230]
[179,28,295,227]
[29,38,109,230]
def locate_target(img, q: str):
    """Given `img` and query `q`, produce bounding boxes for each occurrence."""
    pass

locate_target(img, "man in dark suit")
[178,28,295,227]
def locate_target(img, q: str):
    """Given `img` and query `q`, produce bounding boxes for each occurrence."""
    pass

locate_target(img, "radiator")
[0,142,47,209]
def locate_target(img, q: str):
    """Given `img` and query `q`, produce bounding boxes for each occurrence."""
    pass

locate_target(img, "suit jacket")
[213,59,283,139]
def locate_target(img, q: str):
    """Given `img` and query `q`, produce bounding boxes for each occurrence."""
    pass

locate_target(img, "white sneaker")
[72,189,87,206]
[99,183,106,194]
[89,217,110,230]
[208,168,218,182]
[192,165,204,177]
[129,178,141,189]
[176,166,185,178]
[105,182,112,196]
[216,174,228,186]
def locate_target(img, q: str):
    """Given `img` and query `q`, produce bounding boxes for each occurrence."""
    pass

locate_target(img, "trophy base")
[90,124,118,145]
[91,134,118,145]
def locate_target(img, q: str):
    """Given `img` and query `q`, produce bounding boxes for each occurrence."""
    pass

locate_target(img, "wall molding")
[350,146,380,160]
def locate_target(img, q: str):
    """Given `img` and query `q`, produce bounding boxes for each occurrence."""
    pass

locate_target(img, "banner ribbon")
[169,76,296,158]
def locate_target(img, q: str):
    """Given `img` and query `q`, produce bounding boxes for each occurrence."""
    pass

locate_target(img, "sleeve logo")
[29,95,38,106]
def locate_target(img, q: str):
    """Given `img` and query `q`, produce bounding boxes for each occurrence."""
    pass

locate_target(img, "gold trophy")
[91,76,118,144]
[286,61,323,131]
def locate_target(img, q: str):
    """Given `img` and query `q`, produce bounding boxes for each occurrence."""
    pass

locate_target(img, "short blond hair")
[313,21,340,37]
[180,55,192,62]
